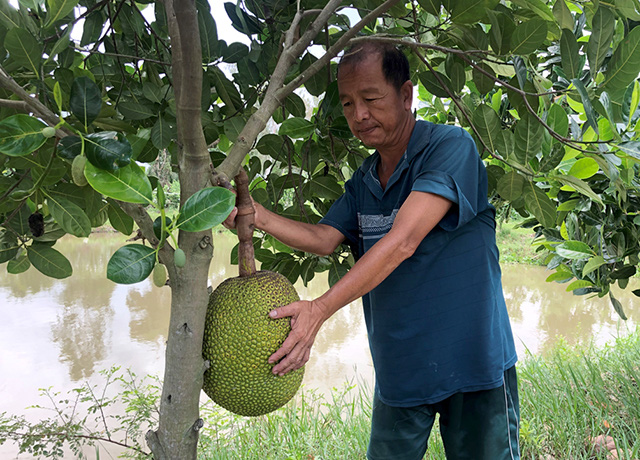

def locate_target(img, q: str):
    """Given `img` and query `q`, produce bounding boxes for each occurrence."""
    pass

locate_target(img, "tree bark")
[146,1,212,459]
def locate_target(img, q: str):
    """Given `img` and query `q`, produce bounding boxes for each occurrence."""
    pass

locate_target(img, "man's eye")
[342,102,351,107]
[366,98,378,102]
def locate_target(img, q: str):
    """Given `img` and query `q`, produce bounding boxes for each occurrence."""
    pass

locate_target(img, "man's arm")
[224,199,346,256]
[268,190,453,375]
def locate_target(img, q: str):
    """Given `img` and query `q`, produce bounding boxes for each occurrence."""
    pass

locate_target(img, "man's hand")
[268,299,329,376]
[222,192,264,230]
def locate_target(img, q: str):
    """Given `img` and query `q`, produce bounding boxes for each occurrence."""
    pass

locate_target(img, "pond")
[1,230,638,458]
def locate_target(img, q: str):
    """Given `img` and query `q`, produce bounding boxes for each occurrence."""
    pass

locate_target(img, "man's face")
[337,54,413,152]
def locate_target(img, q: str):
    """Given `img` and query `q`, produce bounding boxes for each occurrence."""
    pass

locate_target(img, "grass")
[194,329,640,460]
[496,220,545,265]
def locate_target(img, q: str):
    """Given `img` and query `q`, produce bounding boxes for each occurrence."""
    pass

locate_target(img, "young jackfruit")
[202,270,304,416]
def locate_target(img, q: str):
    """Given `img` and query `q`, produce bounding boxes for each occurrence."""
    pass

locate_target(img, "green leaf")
[540,144,565,173]
[553,0,573,30]
[514,114,544,164]
[449,0,499,24]
[117,101,156,120]
[5,27,40,75]
[510,0,555,21]
[568,157,599,179]
[472,104,503,154]
[301,53,329,97]
[45,0,78,28]
[176,187,236,232]
[285,93,306,119]
[328,259,349,287]
[510,19,547,55]
[566,279,594,292]
[0,114,47,156]
[27,242,72,279]
[472,62,496,94]
[609,291,627,320]
[546,271,573,282]
[582,255,606,276]
[211,67,242,111]
[547,103,569,138]
[417,0,441,15]
[561,29,581,80]
[279,117,315,139]
[445,56,466,93]
[275,257,302,285]
[496,170,525,201]
[198,5,219,61]
[0,2,20,29]
[523,181,556,228]
[80,10,105,47]
[587,7,615,76]
[224,116,245,143]
[107,199,134,236]
[556,240,594,260]
[57,135,82,160]
[418,70,452,98]
[571,78,599,134]
[7,253,30,274]
[85,132,132,171]
[107,244,156,284]
[47,195,91,237]
[603,27,640,92]
[487,10,515,55]
[554,175,603,204]
[70,77,102,129]
[0,236,20,264]
[609,264,636,280]
[84,161,153,204]
[256,134,286,161]
[47,27,71,62]
[310,176,343,200]
[151,117,176,150]
[617,141,640,159]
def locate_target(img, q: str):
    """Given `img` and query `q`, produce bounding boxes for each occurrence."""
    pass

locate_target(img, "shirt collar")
[405,120,433,161]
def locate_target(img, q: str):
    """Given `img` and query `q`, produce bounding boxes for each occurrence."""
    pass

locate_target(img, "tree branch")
[214,0,404,183]
[0,99,29,112]
[0,66,70,137]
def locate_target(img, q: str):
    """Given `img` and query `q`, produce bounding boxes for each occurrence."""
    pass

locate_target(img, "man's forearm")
[254,203,344,256]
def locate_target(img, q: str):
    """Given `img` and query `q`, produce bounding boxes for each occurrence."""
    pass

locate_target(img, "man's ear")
[401,80,413,111]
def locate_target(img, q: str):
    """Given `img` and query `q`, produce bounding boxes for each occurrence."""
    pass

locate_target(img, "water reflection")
[0,231,638,427]
[502,264,638,355]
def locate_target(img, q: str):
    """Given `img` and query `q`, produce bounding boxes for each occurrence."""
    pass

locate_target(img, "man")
[225,41,519,460]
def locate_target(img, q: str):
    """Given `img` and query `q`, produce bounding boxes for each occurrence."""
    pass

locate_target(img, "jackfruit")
[202,270,304,416]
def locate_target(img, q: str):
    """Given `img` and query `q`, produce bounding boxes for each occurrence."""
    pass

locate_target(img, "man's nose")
[354,100,370,122]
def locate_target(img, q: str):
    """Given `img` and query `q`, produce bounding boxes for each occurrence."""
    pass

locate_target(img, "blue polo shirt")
[320,120,517,407]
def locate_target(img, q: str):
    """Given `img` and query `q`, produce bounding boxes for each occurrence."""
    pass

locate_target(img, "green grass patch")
[496,220,545,265]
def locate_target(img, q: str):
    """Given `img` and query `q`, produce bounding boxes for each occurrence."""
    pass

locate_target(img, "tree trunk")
[145,1,211,458]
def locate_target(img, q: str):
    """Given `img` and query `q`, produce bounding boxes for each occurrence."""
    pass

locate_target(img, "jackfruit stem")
[235,168,257,277]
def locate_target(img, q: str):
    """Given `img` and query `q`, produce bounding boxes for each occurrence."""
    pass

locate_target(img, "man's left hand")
[268,299,329,376]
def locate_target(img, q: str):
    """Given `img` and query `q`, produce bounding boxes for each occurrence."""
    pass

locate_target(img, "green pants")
[367,366,520,460]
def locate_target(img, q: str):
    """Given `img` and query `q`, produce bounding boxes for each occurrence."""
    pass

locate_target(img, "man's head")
[336,40,415,155]
[337,41,411,92]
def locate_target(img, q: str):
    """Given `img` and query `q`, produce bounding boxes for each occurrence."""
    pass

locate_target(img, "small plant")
[0,367,158,459]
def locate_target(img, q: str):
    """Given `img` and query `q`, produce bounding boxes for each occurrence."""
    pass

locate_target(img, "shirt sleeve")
[412,129,487,231]
[319,176,359,245]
